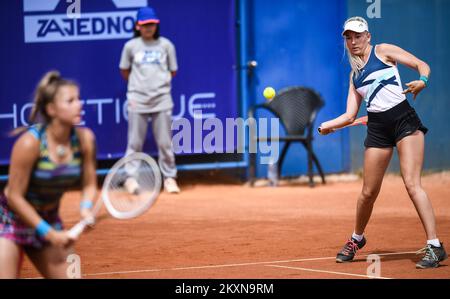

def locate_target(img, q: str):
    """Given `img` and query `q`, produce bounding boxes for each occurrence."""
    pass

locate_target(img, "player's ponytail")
[29,70,62,124]
[10,71,76,136]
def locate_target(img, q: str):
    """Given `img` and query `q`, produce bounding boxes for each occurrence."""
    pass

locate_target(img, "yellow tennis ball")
[263,87,276,100]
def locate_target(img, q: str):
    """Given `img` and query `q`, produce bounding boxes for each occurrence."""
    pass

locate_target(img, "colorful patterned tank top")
[26,125,82,207]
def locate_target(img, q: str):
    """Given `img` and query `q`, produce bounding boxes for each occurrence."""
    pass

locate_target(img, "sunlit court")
[19,173,450,279]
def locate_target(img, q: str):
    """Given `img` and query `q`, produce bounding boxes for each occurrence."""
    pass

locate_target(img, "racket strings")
[106,159,160,214]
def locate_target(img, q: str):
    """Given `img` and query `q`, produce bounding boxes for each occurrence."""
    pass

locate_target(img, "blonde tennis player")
[318,17,447,269]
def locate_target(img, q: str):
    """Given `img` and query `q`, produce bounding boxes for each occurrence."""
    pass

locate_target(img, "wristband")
[80,200,93,210]
[419,75,428,86]
[35,220,52,237]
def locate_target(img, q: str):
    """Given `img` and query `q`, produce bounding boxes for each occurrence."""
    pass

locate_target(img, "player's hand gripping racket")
[318,116,368,134]
[67,152,162,240]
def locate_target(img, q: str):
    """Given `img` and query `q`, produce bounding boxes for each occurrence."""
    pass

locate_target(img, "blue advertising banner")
[0,0,238,165]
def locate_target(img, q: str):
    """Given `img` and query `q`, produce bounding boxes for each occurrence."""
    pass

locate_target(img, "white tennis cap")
[342,17,369,36]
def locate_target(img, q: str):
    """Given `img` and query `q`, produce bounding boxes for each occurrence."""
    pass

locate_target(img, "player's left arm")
[377,43,430,99]
[77,127,98,219]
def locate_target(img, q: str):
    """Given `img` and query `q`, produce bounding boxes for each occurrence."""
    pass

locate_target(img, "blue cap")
[137,7,160,25]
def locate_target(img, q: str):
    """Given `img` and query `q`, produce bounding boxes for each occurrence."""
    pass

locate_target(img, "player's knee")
[360,187,379,203]
[403,178,421,197]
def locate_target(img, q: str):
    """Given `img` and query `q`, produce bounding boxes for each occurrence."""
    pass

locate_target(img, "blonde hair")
[343,16,369,77]
[10,71,77,136]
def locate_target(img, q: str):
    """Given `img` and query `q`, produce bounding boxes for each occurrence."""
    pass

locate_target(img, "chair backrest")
[264,86,324,136]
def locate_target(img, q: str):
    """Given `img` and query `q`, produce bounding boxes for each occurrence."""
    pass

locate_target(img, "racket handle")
[67,221,87,240]
[317,127,336,134]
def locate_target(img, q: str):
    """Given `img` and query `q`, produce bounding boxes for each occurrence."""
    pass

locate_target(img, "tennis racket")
[318,116,368,134]
[67,152,162,240]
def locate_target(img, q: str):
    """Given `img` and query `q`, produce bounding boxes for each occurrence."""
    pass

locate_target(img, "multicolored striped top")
[25,125,82,207]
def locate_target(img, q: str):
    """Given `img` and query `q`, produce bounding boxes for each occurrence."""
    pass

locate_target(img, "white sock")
[352,232,364,242]
[427,239,441,247]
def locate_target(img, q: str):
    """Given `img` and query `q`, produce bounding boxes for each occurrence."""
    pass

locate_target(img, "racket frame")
[67,152,161,239]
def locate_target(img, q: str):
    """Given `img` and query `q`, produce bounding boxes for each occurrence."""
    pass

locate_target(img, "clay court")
[20,172,450,279]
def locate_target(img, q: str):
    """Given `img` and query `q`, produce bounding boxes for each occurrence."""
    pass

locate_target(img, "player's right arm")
[4,133,70,247]
[319,74,363,135]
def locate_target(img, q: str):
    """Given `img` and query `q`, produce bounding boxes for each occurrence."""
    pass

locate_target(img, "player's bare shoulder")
[11,129,41,161]
[376,43,397,65]
[376,43,395,54]
[16,130,40,150]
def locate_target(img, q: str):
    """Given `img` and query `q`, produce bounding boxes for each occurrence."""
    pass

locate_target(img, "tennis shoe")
[124,177,140,195]
[164,178,180,194]
[416,243,447,269]
[336,237,366,263]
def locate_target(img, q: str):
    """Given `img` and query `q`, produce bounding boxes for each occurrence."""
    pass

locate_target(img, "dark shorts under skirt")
[365,100,428,148]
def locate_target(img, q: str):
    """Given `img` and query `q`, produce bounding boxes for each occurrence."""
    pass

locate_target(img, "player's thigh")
[396,130,424,182]
[362,147,393,191]
[25,244,75,279]
[0,238,22,278]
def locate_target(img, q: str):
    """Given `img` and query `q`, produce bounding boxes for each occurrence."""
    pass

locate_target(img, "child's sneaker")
[164,177,180,194]
[123,177,140,195]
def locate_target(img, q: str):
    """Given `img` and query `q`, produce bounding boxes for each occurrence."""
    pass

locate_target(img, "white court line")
[80,251,416,278]
[82,256,337,277]
[266,265,392,279]
[24,251,417,278]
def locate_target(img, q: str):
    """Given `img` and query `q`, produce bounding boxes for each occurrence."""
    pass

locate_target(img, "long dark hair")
[133,22,160,39]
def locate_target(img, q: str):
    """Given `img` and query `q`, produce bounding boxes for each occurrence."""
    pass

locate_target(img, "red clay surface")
[20,172,450,279]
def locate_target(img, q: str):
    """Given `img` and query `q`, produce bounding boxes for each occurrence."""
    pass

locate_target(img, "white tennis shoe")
[164,178,180,194]
[124,177,140,195]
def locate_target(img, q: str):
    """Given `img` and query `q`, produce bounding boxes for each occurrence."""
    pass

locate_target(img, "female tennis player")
[318,17,447,269]
[0,71,97,278]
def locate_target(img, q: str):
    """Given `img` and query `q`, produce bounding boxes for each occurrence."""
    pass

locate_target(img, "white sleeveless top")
[353,45,405,113]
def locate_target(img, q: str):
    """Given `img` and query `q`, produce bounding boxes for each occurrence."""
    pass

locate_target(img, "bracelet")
[419,75,428,86]
[80,200,93,210]
[35,220,52,237]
